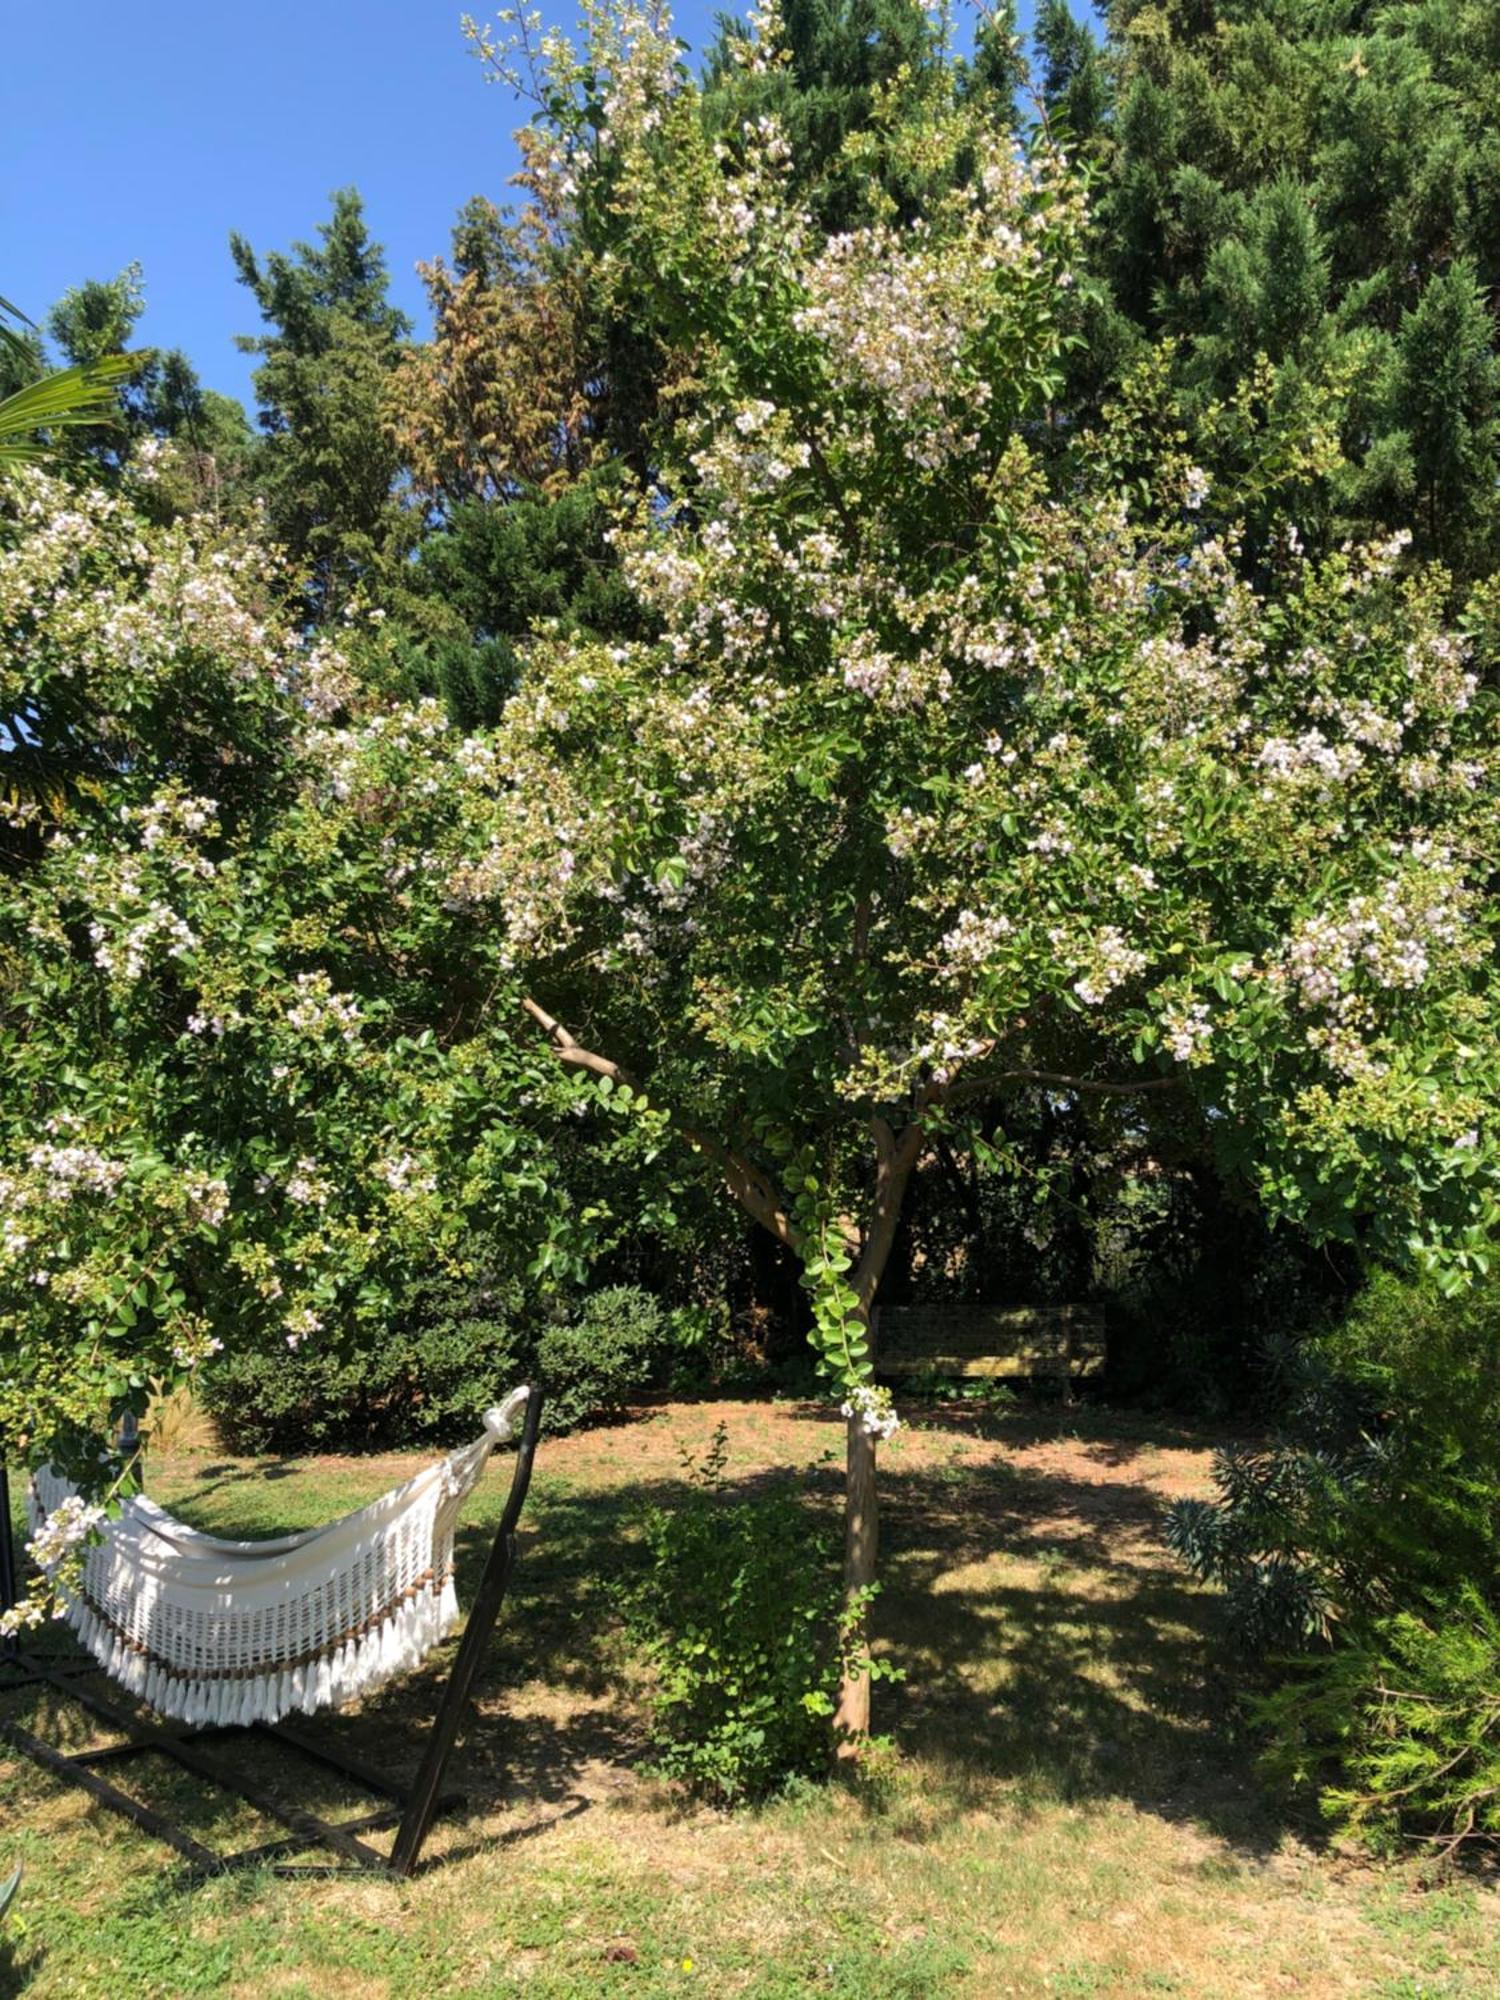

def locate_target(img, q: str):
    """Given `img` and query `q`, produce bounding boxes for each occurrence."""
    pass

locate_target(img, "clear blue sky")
[7,0,1038,413]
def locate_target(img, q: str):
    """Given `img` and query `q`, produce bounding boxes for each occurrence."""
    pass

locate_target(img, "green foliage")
[40,264,254,494]
[536,1284,669,1435]
[199,1279,525,1455]
[1390,260,1499,575]
[1047,0,1500,578]
[1258,1587,1500,1860]
[0,464,607,1477]
[1034,0,1109,145]
[0,1864,17,1924]
[702,0,953,231]
[620,1423,895,1798]
[232,189,411,618]
[198,1275,671,1453]
[1168,1270,1500,1647]
[1167,1268,1500,1852]
[447,0,1499,1428]
[395,475,647,728]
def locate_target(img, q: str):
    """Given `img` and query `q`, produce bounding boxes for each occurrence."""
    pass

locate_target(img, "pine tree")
[701,0,963,229]
[1392,261,1499,577]
[1033,0,1500,581]
[232,189,411,618]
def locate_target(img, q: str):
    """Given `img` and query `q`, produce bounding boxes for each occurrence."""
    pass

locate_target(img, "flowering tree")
[0,460,623,1499]
[449,1,1499,1737]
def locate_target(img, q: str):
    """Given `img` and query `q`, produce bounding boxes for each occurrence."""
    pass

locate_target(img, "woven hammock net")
[28,1387,530,1730]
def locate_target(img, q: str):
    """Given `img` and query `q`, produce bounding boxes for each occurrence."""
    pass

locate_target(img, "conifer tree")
[232,190,411,618]
[1035,0,1500,581]
[43,265,253,492]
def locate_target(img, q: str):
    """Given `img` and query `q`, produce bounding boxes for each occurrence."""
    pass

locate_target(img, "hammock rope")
[28,1387,530,1730]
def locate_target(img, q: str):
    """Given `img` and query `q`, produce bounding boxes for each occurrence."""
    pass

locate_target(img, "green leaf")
[0,352,136,463]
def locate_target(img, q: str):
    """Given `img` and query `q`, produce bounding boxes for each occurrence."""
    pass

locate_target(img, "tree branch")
[945,1066,1186,1105]
[520,995,800,1251]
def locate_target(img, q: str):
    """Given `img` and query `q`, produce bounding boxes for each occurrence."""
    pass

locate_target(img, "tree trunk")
[834,1408,879,1749]
[829,1119,928,1753]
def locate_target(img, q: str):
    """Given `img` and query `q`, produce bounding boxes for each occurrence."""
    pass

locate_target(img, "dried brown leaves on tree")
[388,179,597,510]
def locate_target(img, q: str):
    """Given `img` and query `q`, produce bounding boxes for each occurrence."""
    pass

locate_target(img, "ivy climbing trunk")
[519,999,943,1748]
[835,1408,879,1746]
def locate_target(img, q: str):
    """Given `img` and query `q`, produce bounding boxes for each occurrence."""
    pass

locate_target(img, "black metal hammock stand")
[0,1385,543,1879]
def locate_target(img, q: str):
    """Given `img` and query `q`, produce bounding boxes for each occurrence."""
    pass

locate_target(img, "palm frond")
[0,352,135,464]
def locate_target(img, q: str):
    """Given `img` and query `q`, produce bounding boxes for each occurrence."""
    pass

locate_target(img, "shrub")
[1257,1587,1500,1859]
[1166,1268,1500,1856]
[201,1306,525,1456]
[535,1284,666,1434]
[201,1274,677,1454]
[620,1424,896,1801]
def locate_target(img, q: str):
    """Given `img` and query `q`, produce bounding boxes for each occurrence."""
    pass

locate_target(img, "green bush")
[1258,1587,1500,1858]
[201,1272,672,1454]
[1166,1268,1500,1856]
[535,1284,667,1435]
[200,1303,525,1456]
[620,1424,896,1801]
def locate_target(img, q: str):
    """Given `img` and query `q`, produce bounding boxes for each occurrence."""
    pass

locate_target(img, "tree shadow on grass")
[0,1940,40,2000]
[444,1444,1308,1861]
[5,1422,1309,1884]
[872,1451,1304,1857]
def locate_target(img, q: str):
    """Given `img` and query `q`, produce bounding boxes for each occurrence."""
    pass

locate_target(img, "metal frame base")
[0,1386,543,1880]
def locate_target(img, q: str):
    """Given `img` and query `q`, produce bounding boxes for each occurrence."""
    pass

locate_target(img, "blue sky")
[8,0,1037,412]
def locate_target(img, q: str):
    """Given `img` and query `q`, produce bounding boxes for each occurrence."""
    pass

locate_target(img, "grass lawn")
[3,1396,1498,1998]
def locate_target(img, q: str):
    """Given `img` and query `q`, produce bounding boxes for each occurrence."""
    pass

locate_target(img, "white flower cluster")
[886,807,935,860]
[0,1594,48,1638]
[27,1143,127,1200]
[918,1013,992,1085]
[841,1382,900,1442]
[940,908,1013,976]
[1256,729,1364,790]
[284,1304,324,1351]
[1282,863,1467,1010]
[184,1010,234,1037]
[1074,927,1149,1006]
[171,1330,224,1369]
[598,1,680,136]
[1161,1000,1213,1065]
[182,1171,230,1229]
[795,224,984,433]
[284,972,363,1042]
[377,1152,438,1197]
[284,1157,331,1207]
[456,734,500,786]
[89,902,198,982]
[28,1493,105,1574]
[292,639,359,721]
[127,791,218,850]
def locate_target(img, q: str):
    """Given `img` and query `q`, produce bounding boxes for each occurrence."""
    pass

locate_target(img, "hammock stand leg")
[389,1379,544,1877]
[0,1388,544,1881]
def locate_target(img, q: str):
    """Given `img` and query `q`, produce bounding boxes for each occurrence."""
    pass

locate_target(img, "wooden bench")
[875,1303,1105,1381]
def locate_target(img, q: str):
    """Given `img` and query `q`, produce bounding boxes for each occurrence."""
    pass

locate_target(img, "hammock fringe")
[61,1576,462,1729]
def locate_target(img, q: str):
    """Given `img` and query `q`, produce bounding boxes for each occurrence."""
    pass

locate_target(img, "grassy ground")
[3,1396,1498,1998]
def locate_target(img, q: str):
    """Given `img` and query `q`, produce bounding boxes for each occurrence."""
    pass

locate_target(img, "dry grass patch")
[4,1397,1499,1997]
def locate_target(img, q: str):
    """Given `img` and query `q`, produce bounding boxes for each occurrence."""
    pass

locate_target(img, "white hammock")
[28,1388,530,1730]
